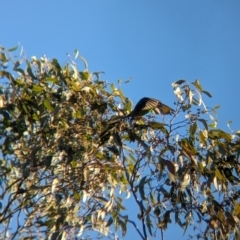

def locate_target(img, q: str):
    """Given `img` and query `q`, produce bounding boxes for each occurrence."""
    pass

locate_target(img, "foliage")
[0,45,240,240]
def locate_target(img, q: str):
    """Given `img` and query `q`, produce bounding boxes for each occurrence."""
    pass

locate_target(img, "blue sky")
[1,1,240,239]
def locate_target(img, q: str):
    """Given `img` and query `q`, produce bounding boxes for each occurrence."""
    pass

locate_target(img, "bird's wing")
[141,97,175,115]
[157,102,175,115]
[130,97,174,118]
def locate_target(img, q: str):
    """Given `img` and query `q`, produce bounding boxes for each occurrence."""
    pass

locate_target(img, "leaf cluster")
[0,46,240,240]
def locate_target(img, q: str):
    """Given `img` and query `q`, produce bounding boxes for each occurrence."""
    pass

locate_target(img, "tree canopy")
[0,45,240,240]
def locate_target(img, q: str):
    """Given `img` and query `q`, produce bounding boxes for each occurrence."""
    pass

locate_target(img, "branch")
[119,214,146,240]
[121,152,148,239]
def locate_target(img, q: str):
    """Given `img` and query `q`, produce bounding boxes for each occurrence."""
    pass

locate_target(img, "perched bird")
[129,97,174,119]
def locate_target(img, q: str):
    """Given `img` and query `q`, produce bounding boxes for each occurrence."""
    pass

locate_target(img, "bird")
[128,97,175,119]
[98,97,174,145]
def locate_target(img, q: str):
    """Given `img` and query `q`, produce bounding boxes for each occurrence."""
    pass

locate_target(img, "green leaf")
[73,49,79,58]
[208,129,232,142]
[234,203,240,216]
[189,122,197,139]
[75,110,82,119]
[116,88,126,101]
[21,102,29,114]
[0,53,7,62]
[80,71,89,80]
[46,77,59,83]
[186,188,193,202]
[172,79,186,87]
[235,130,240,137]
[215,168,224,181]
[78,54,88,70]
[43,99,54,111]
[202,90,212,98]
[162,159,176,176]
[27,64,36,80]
[15,79,25,87]
[71,64,79,79]
[32,85,44,93]
[183,212,191,235]
[199,130,207,146]
[179,138,197,155]
[129,153,137,163]
[13,61,20,69]
[119,219,127,236]
[212,105,220,114]
[7,45,18,52]
[14,68,25,76]
[198,118,208,130]
[71,160,77,168]
[198,162,204,173]
[0,70,15,82]
[180,174,190,191]
[138,176,147,200]
[192,97,200,105]
[106,217,113,227]
[74,192,81,201]
[148,121,166,130]
[52,58,61,70]
[71,82,81,91]
[154,207,161,217]
[110,83,115,92]
[192,79,203,92]
[148,122,168,135]
[32,113,39,121]
[182,103,191,111]
[175,212,183,228]
[146,214,153,236]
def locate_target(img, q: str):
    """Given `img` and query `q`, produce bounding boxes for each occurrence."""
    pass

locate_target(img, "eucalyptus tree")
[0,46,240,240]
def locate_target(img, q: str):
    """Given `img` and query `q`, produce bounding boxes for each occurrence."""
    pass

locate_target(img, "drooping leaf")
[46,77,59,83]
[192,79,203,92]
[189,122,197,139]
[180,173,190,191]
[208,129,232,142]
[138,176,147,200]
[202,90,212,98]
[32,85,44,93]
[27,62,36,80]
[172,79,186,87]
[146,214,153,236]
[0,53,7,62]
[162,159,176,176]
[179,138,197,155]
[80,71,90,80]
[198,118,208,130]
[43,99,54,111]
[199,130,207,146]
[8,45,18,52]
[148,121,167,132]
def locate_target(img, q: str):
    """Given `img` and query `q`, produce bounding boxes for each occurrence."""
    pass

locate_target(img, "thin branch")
[119,214,145,240]
[161,228,164,240]
[121,151,147,240]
